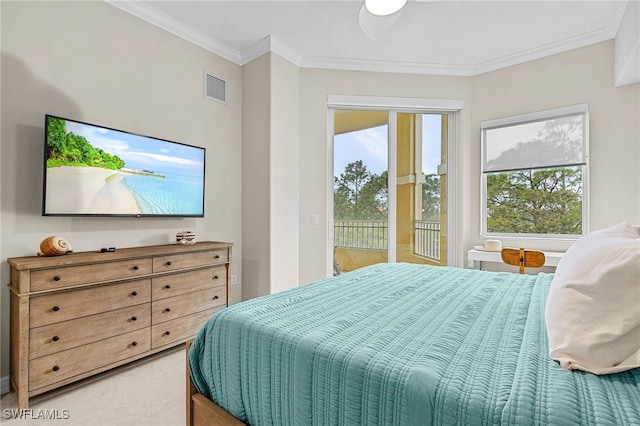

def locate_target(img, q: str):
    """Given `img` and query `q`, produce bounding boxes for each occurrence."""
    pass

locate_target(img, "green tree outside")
[487,167,582,235]
[421,174,440,221]
[334,160,442,221]
[334,160,387,220]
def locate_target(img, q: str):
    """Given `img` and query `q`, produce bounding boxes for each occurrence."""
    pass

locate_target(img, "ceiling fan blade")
[358,3,404,41]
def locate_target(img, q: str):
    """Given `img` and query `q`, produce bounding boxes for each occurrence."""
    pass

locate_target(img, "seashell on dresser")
[38,236,73,256]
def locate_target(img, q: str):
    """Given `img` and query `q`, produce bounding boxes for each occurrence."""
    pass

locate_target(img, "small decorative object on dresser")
[8,241,232,410]
[176,231,196,245]
[38,236,73,256]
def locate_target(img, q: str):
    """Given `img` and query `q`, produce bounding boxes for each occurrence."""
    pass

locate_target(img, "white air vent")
[204,71,226,104]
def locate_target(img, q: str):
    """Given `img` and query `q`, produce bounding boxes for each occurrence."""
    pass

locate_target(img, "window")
[481,104,589,238]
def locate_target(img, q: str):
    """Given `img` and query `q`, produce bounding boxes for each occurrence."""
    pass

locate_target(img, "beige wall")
[269,54,300,293]
[241,54,271,299]
[242,52,301,299]
[0,1,243,377]
[298,41,639,284]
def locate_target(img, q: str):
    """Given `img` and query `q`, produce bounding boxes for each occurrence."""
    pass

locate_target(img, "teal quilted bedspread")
[189,263,640,425]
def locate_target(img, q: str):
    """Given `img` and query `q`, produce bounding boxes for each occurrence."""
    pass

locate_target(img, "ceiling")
[108,0,631,76]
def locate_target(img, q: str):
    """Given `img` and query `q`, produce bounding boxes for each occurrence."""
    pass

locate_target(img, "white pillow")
[545,222,640,374]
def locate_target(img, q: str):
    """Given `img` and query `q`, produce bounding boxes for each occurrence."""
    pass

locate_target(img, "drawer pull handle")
[164,308,171,313]
[131,291,138,296]
[166,261,172,266]
[164,331,171,336]
[214,255,221,259]
[53,276,61,281]
[52,365,60,372]
[213,275,219,280]
[131,341,138,347]
[133,265,139,271]
[164,285,171,289]
[213,296,219,300]
[52,306,60,312]
[131,316,137,321]
[52,336,60,342]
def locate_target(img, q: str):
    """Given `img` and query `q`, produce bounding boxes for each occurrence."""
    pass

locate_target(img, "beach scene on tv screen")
[45,117,205,215]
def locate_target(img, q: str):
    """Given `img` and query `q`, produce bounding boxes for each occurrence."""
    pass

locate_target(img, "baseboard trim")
[1,375,10,394]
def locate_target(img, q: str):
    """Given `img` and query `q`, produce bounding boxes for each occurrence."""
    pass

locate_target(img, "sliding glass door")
[332,110,389,273]
[331,108,452,274]
[395,113,448,267]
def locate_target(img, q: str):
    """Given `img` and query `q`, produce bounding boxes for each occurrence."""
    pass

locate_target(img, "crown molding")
[106,0,242,65]
[106,0,626,78]
[473,1,628,76]
[242,35,303,66]
[472,25,617,76]
[300,55,474,76]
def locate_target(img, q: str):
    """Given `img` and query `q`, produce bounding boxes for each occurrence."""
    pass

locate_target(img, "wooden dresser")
[8,241,232,409]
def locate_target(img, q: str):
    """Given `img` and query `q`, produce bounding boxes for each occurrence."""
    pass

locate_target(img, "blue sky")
[64,119,205,177]
[334,114,442,178]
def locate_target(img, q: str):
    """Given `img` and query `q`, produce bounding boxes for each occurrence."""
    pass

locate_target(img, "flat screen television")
[42,114,205,217]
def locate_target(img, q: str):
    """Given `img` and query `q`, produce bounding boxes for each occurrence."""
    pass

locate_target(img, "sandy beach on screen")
[45,166,140,214]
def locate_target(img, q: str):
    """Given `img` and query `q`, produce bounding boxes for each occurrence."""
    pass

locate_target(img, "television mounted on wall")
[42,114,206,217]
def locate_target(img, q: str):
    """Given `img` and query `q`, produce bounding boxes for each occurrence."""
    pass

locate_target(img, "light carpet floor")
[1,346,184,426]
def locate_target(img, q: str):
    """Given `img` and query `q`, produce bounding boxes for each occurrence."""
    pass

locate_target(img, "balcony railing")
[334,220,440,260]
[414,220,440,261]
[334,220,388,250]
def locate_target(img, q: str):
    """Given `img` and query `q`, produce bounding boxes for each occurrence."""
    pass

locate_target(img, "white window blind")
[481,104,588,173]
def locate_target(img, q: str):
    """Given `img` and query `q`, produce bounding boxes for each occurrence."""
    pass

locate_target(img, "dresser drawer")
[153,249,228,272]
[151,307,222,349]
[30,304,151,360]
[30,258,152,292]
[29,328,150,391]
[30,280,151,328]
[152,286,227,324]
[152,266,227,300]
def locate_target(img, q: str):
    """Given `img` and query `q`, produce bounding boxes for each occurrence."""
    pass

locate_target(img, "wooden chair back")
[501,248,545,274]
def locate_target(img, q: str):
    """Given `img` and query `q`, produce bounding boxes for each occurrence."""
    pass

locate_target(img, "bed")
[186,261,639,426]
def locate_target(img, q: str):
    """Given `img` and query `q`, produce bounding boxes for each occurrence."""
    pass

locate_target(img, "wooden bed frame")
[186,340,246,426]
